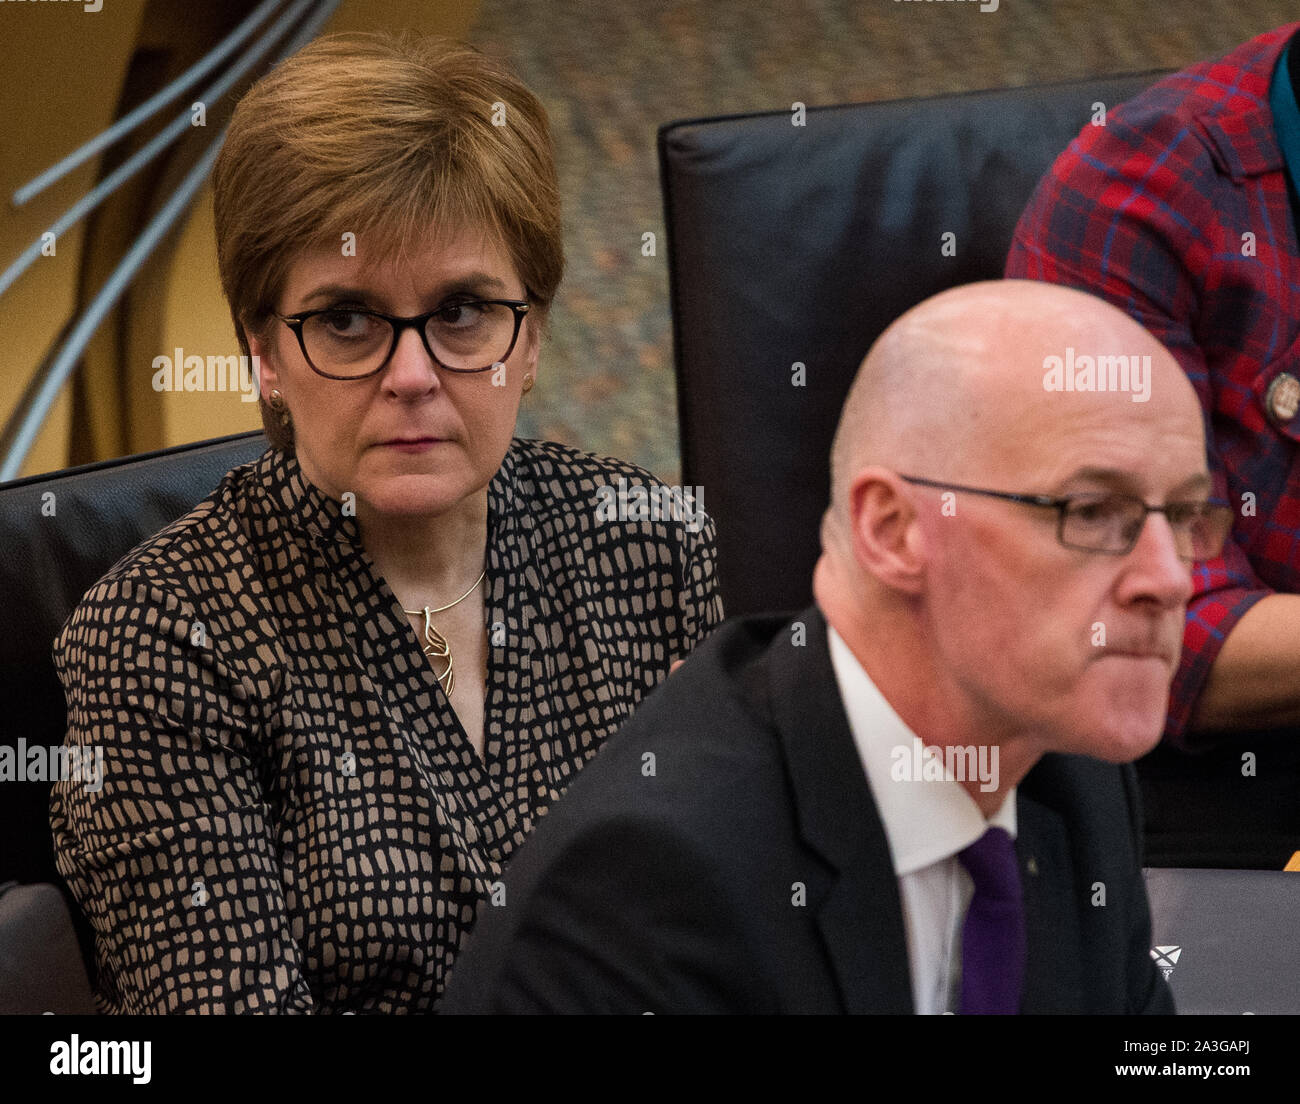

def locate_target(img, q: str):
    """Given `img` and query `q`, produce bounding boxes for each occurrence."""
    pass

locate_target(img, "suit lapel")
[1015,790,1084,1013]
[767,605,913,1013]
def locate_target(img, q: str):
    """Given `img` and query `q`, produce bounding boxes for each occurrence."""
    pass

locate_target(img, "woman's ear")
[245,324,279,400]
[520,306,543,388]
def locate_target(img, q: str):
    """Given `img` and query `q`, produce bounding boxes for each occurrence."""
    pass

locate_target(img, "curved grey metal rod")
[11,0,286,208]
[0,139,226,483]
[0,0,320,302]
[0,0,343,483]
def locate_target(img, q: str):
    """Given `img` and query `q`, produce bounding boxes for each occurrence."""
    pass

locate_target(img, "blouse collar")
[259,446,363,547]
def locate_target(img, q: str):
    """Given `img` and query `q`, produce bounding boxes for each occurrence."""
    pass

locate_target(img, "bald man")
[442,281,1226,1014]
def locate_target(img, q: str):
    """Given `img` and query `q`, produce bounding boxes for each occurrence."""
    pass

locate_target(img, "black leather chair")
[0,429,268,1001]
[660,71,1300,870]
[660,70,1170,618]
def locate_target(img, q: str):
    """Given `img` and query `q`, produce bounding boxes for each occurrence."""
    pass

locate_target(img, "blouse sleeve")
[676,508,725,657]
[49,575,315,1014]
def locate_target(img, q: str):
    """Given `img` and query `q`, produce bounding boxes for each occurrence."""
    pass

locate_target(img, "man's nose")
[1121,511,1194,607]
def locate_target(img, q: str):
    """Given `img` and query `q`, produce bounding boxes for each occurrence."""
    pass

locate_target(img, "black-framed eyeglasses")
[275,299,531,379]
[898,475,1234,561]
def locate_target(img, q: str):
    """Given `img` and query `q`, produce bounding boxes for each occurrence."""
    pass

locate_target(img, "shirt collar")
[826,624,1015,877]
[1193,23,1298,181]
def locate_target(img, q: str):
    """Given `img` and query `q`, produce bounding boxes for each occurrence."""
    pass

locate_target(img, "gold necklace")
[401,567,486,697]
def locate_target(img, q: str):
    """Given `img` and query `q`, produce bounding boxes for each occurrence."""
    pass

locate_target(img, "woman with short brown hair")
[50,31,723,1014]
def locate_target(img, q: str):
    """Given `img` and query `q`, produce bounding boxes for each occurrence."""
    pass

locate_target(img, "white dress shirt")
[826,625,1016,1014]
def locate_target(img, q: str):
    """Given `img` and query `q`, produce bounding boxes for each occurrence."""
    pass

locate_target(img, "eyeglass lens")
[302,303,516,375]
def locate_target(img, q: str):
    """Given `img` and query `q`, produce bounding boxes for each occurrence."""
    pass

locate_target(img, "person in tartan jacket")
[1008,23,1300,750]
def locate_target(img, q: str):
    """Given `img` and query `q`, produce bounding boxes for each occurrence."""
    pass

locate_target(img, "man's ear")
[846,468,927,595]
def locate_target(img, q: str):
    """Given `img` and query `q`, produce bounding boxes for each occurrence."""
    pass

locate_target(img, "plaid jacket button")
[1266,373,1300,424]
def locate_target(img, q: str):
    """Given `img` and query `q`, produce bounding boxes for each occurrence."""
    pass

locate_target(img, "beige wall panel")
[0,0,148,477]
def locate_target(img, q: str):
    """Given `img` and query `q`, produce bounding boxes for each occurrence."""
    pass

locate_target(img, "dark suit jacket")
[442,606,1175,1014]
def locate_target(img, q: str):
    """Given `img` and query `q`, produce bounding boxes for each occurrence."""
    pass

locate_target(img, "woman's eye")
[320,309,369,336]
[437,302,485,328]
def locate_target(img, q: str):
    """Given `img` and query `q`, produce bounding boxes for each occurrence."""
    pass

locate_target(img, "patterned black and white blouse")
[49,438,723,1013]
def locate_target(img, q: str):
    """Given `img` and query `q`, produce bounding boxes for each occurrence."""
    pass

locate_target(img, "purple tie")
[956,826,1026,1014]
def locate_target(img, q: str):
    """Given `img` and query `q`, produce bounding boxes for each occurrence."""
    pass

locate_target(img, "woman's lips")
[380,437,444,452]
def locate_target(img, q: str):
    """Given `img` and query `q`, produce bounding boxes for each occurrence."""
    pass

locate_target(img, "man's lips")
[1097,647,1176,664]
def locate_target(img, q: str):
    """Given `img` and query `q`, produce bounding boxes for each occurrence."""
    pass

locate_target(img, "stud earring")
[268,388,293,435]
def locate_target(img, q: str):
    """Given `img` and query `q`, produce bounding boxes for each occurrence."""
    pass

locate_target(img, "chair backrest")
[0,430,268,973]
[0,881,97,1014]
[660,71,1168,617]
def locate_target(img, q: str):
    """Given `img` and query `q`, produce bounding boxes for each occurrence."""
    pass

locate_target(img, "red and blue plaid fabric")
[1007,23,1300,746]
